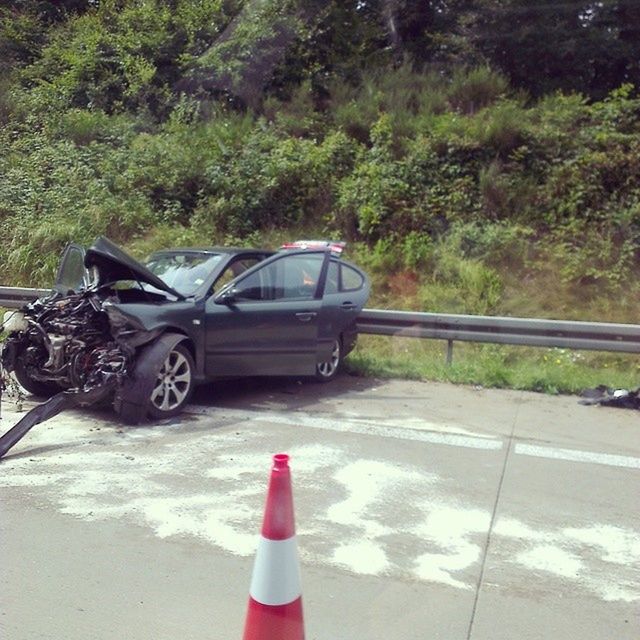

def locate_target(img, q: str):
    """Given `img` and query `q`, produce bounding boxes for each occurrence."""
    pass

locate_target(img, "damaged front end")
[0,291,138,458]
[2,292,132,394]
[0,236,186,459]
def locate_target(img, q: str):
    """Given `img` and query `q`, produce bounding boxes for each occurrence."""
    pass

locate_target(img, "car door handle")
[295,312,317,322]
[341,302,357,311]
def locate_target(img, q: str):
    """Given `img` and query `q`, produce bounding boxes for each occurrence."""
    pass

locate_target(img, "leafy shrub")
[334,115,413,240]
[446,221,535,268]
[475,101,528,156]
[425,241,503,314]
[544,215,640,289]
[193,126,359,236]
[330,66,450,145]
[447,67,509,114]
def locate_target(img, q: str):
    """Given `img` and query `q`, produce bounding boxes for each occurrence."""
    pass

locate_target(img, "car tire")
[147,343,195,419]
[314,337,342,382]
[13,353,61,398]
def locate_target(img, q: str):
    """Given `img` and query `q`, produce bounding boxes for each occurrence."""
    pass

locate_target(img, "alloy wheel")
[316,339,341,379]
[151,348,192,412]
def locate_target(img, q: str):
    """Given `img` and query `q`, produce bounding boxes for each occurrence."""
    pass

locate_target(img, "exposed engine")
[1,292,132,393]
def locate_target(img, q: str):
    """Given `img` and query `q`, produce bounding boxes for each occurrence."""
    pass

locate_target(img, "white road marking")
[515,443,640,469]
[189,405,503,451]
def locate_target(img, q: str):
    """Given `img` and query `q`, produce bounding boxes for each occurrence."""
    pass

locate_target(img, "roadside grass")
[346,336,640,395]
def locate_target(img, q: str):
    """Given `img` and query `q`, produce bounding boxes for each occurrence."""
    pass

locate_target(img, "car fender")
[114,332,191,425]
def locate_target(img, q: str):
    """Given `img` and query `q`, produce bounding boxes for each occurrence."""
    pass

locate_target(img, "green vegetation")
[348,339,640,395]
[2,1,640,393]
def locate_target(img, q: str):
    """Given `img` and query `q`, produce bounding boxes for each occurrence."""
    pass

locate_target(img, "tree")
[472,0,640,98]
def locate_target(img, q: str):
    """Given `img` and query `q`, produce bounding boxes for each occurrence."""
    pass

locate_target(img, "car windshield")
[144,252,223,296]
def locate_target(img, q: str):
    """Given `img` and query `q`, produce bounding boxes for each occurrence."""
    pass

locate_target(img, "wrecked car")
[0,237,370,457]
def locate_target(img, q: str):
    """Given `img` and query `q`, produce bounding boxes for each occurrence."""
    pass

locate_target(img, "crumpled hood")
[85,236,185,300]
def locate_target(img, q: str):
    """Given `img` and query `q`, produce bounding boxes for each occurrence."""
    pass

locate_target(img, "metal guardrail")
[2,286,639,359]
[357,309,640,362]
[0,287,51,309]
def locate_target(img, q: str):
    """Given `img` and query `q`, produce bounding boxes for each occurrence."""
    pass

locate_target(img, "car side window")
[280,255,323,299]
[232,254,323,302]
[340,264,364,291]
[233,263,276,300]
[212,257,262,294]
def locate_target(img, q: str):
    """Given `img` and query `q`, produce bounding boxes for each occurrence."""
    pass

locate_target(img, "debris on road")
[580,385,640,409]
[0,380,118,460]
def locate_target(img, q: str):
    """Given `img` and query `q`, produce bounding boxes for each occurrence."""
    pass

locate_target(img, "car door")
[54,243,92,293]
[317,258,371,359]
[204,251,328,377]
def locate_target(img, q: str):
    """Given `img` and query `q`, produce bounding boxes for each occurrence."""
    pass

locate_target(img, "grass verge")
[346,336,640,395]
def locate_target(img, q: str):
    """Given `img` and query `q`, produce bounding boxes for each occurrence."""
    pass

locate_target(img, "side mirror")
[215,288,237,305]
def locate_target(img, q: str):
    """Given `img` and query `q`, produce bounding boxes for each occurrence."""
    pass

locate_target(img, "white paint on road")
[332,541,388,575]
[516,545,583,578]
[515,443,640,469]
[327,460,424,536]
[494,518,640,603]
[413,505,490,589]
[327,460,426,575]
[1,404,639,602]
[563,525,640,564]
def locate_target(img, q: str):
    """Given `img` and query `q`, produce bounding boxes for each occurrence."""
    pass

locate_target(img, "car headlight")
[2,311,28,335]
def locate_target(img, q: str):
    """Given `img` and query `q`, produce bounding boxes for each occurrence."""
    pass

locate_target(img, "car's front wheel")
[13,350,62,398]
[315,337,342,382]
[147,344,195,419]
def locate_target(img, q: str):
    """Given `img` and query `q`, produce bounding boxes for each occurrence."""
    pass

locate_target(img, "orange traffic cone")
[242,454,304,640]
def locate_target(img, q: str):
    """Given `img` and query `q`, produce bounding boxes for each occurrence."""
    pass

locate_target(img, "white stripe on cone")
[249,536,302,606]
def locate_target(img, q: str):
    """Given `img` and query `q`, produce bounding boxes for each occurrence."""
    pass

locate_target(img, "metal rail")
[1,286,639,357]
[0,287,51,309]
[356,309,640,360]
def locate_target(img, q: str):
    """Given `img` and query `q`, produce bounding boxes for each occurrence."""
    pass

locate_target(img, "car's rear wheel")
[147,344,195,419]
[315,337,342,382]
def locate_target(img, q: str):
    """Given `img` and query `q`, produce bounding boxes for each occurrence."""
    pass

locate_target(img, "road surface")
[1,375,639,639]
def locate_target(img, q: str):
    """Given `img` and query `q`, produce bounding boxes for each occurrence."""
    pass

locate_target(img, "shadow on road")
[190,371,383,412]
[0,371,383,460]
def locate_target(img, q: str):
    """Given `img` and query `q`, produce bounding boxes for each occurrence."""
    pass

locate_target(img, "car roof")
[148,247,273,256]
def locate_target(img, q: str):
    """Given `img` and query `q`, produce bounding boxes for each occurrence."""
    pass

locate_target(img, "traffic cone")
[242,453,304,640]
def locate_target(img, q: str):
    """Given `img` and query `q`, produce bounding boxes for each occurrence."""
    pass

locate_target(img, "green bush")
[447,67,509,114]
[423,240,503,314]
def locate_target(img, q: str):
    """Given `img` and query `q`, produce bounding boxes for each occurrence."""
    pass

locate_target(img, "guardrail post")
[446,339,454,366]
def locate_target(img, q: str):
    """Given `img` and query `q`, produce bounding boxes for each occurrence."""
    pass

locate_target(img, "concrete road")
[1,375,639,639]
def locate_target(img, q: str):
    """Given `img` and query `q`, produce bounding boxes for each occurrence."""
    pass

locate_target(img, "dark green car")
[2,237,370,424]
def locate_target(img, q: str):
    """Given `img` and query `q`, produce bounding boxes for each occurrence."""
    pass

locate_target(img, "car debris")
[0,236,370,459]
[579,385,640,409]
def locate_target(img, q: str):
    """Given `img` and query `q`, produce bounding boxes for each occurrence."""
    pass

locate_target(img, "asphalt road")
[1,375,639,639]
